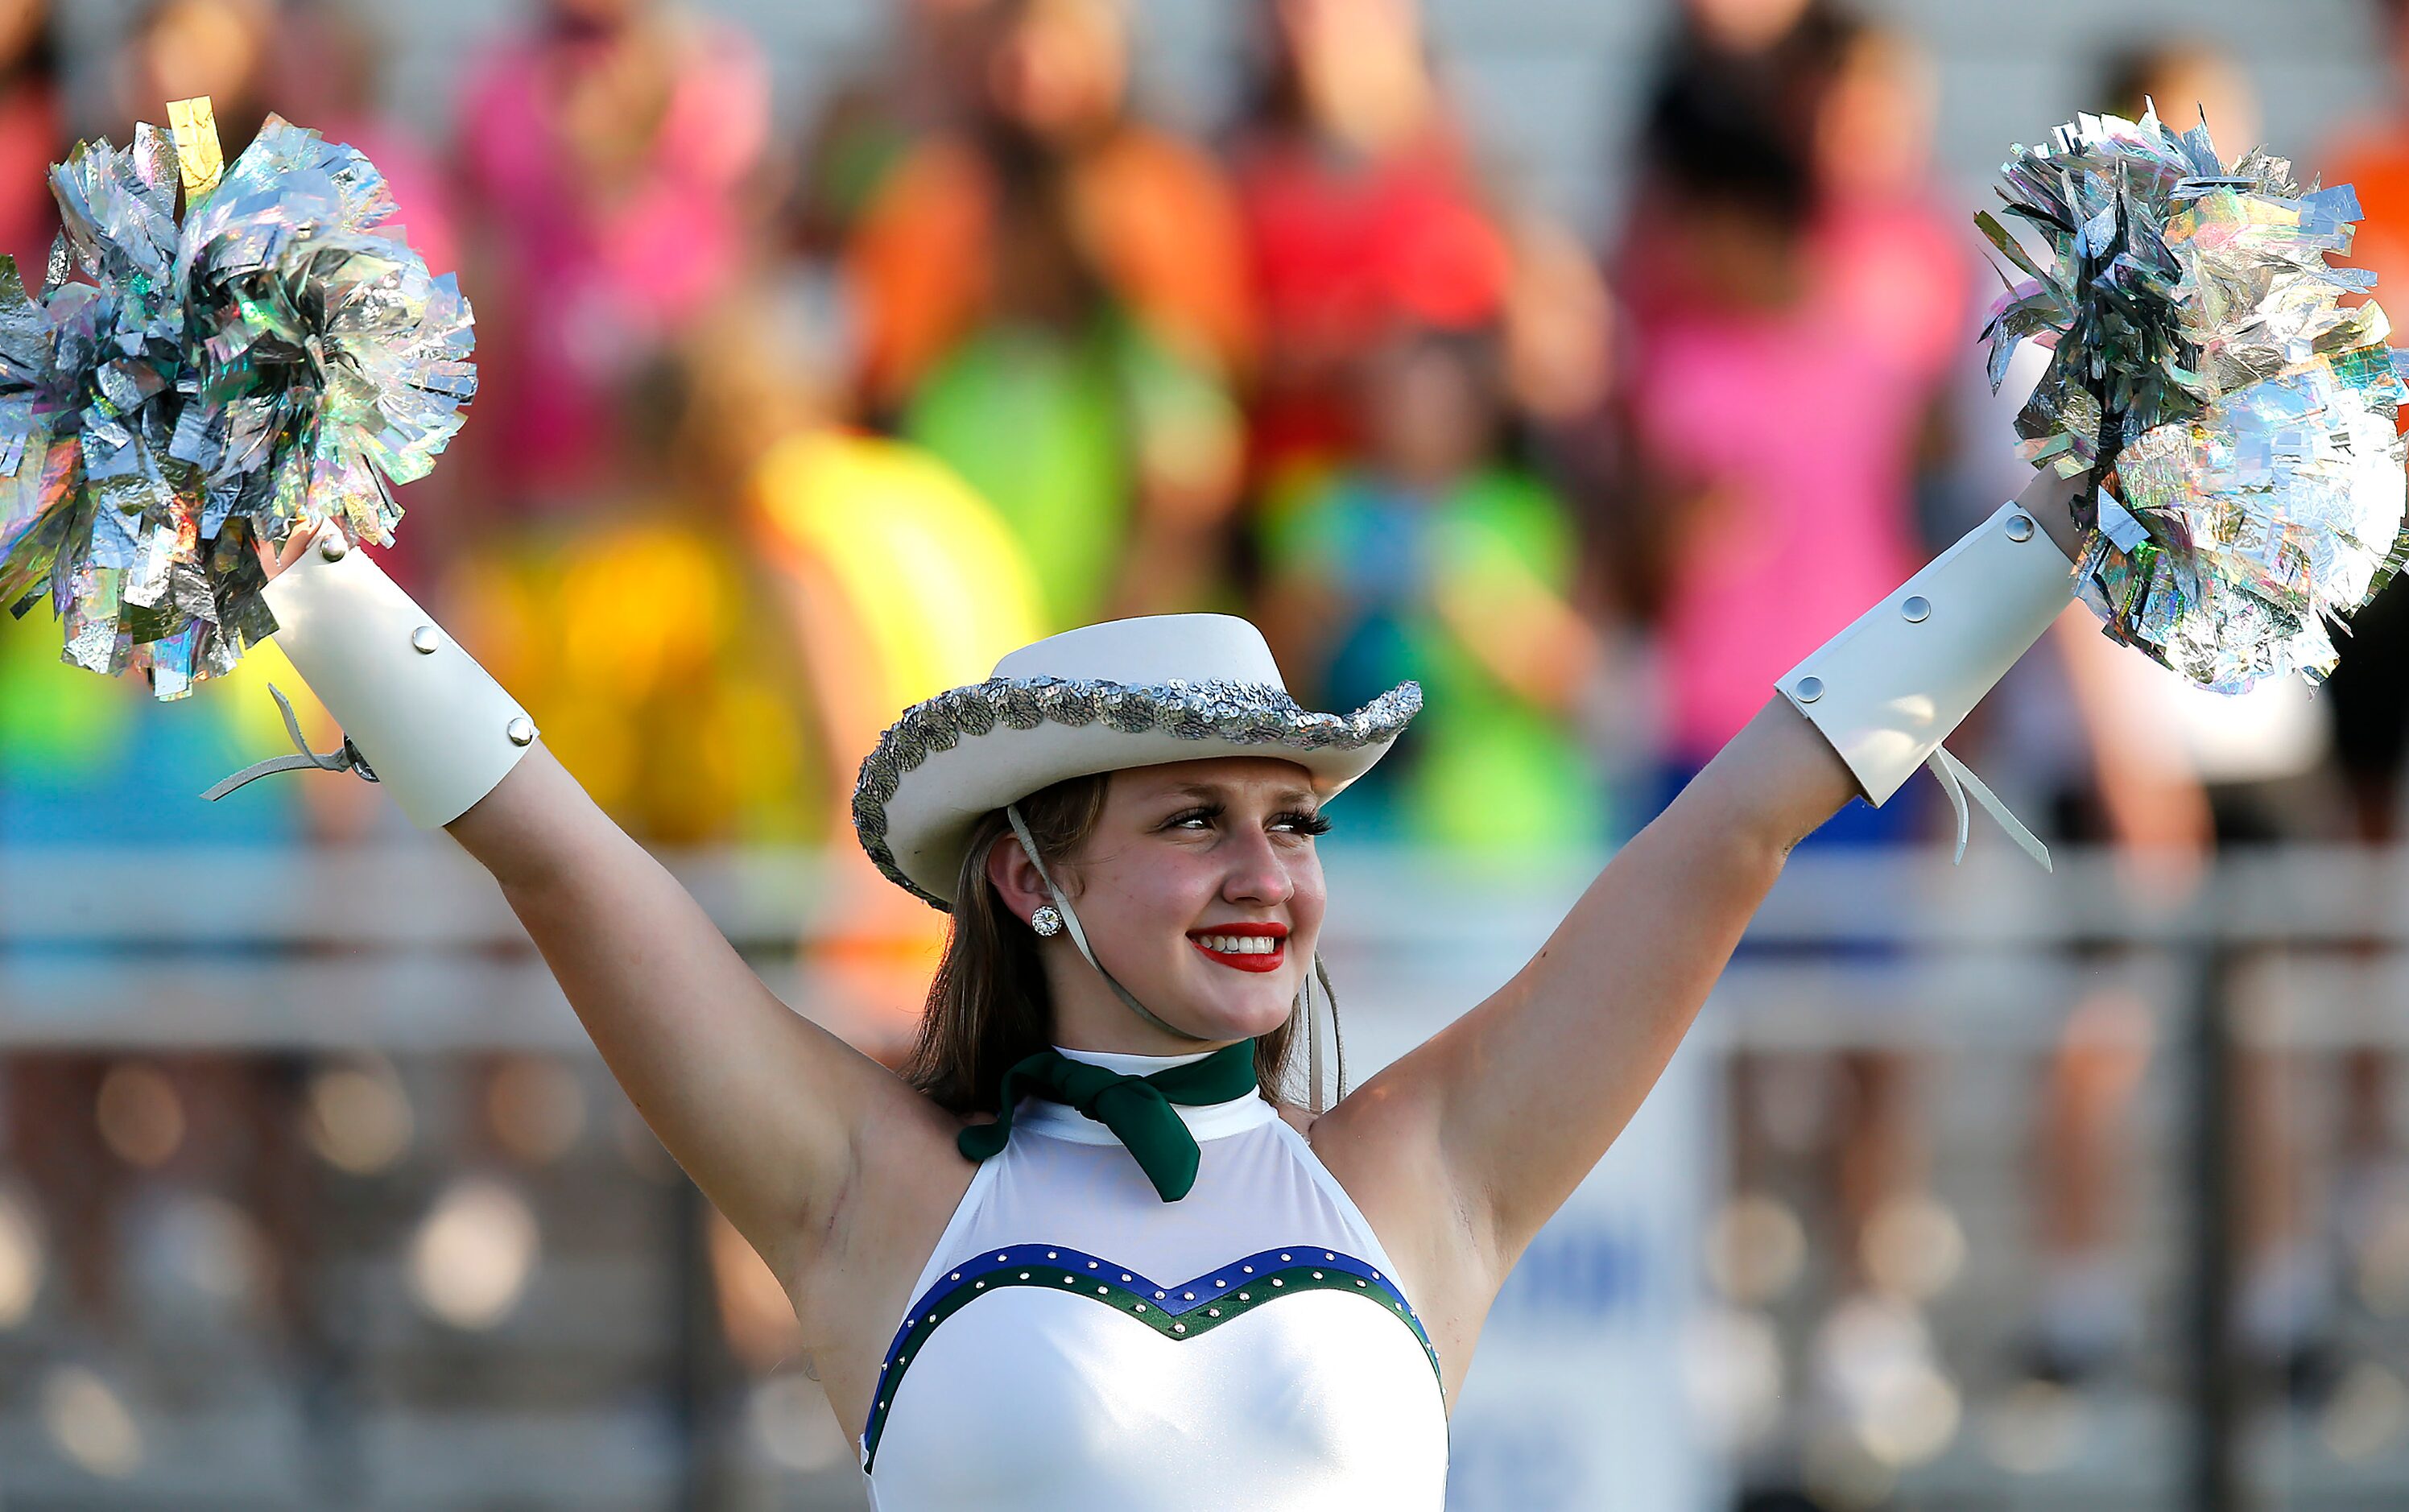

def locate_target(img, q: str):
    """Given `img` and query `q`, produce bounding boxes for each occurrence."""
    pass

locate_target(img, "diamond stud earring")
[1031,904,1063,938]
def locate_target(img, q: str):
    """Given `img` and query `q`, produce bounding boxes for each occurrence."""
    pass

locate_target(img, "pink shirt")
[1629,199,1966,762]
[455,19,768,504]
[0,86,60,279]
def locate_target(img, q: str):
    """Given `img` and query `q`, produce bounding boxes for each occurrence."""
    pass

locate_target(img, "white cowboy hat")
[853,613,1420,908]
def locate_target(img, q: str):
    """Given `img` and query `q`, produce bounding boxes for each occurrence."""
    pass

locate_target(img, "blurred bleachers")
[4,848,2408,1506]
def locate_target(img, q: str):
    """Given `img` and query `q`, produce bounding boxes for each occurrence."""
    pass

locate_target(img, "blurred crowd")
[5,0,2409,1502]
[10,0,2409,874]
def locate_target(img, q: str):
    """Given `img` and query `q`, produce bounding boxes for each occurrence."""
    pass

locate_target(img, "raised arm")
[444,747,959,1274]
[258,528,959,1284]
[1324,468,2087,1284]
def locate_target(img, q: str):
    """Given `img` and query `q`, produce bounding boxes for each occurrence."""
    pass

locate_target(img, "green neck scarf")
[957,1039,1261,1202]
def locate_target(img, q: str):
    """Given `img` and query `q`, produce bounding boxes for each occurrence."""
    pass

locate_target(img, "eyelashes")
[1163,804,1332,837]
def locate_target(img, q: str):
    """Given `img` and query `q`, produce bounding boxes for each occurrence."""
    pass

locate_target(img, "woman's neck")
[1051,1043,1225,1075]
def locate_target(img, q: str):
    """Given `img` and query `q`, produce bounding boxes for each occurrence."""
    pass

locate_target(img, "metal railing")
[3,841,2405,1509]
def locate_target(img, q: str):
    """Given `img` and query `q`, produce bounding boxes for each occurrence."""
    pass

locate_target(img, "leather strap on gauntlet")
[1776,500,2076,865]
[225,523,535,828]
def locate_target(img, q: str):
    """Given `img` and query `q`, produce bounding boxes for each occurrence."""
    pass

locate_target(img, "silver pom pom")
[0,101,475,699]
[1980,106,2408,692]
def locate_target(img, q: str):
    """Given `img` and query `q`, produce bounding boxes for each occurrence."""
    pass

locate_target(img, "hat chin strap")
[1006,804,1212,1044]
[1003,804,1351,1112]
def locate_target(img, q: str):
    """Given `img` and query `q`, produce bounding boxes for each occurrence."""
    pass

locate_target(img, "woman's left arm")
[1320,467,2086,1291]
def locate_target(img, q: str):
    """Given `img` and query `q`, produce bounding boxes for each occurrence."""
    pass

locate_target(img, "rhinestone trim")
[853,677,1422,909]
[857,1241,1441,1473]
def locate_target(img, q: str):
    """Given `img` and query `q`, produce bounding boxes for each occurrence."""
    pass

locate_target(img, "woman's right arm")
[259,527,961,1287]
[444,746,962,1281]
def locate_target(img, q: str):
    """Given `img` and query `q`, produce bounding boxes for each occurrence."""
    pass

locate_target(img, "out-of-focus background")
[2,0,2409,1507]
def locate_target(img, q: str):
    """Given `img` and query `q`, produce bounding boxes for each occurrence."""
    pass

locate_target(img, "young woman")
[233,465,2085,1506]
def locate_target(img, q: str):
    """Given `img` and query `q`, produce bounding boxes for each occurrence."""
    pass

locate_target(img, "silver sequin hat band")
[850,615,1419,909]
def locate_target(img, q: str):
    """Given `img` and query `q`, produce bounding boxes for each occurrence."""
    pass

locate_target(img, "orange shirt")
[2324,121,2409,342]
[845,128,1257,407]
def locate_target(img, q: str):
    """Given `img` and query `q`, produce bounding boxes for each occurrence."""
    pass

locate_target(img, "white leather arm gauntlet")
[207,523,536,828]
[1776,500,2076,867]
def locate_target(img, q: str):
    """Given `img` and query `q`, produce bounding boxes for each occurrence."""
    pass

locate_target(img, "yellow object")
[165,96,223,201]
[753,430,1045,725]
[446,518,816,845]
[750,431,1045,1051]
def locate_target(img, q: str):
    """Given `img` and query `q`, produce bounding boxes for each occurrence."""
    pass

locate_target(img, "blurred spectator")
[1,586,317,1371]
[754,420,1048,1056]
[1808,20,1965,424]
[1613,16,1975,1477]
[265,0,458,279]
[2321,5,2409,847]
[262,0,464,598]
[847,0,1251,627]
[1226,0,1515,482]
[2320,0,2409,1406]
[452,262,1046,1049]
[786,0,990,259]
[738,280,1046,1056]
[1258,328,1605,851]
[848,0,1254,407]
[1,621,331,1448]
[114,0,273,156]
[1948,39,2364,1400]
[0,0,60,279]
[753,431,1044,828]
[0,618,312,847]
[2103,38,2261,148]
[1612,5,1940,814]
[453,0,770,516]
[447,293,816,847]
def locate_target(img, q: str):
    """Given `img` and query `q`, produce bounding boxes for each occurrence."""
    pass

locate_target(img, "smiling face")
[987,756,1330,1051]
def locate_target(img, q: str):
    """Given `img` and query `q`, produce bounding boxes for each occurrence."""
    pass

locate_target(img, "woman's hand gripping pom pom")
[0,95,474,699]
[1981,104,2409,693]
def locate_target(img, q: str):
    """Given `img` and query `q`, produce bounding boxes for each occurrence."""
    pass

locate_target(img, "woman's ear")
[985,831,1052,922]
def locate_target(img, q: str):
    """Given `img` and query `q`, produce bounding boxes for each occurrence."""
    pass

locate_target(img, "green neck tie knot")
[956,1039,1261,1202]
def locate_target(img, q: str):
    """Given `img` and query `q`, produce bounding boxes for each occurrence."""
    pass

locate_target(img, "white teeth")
[1197,935,1278,956]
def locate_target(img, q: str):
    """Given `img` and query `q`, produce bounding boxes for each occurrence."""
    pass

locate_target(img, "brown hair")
[903,771,1301,1114]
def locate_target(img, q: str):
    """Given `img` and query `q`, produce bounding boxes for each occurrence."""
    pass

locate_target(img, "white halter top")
[861,1046,1449,1509]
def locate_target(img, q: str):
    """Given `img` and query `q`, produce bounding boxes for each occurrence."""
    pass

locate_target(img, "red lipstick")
[1186,922,1288,973]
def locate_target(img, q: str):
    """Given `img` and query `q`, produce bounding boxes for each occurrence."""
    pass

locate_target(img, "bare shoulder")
[1285,1072,1454,1232]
